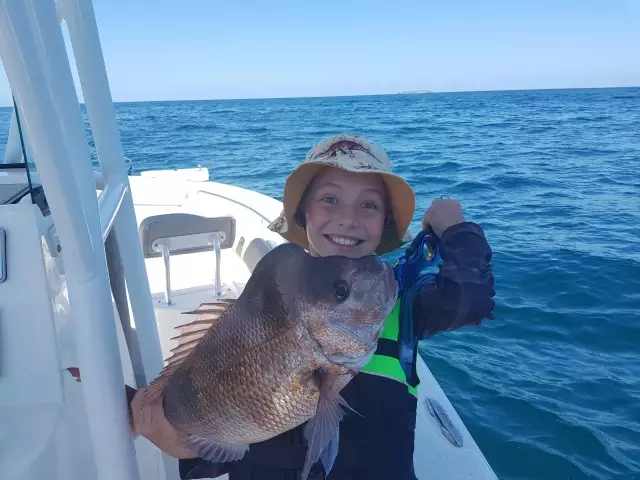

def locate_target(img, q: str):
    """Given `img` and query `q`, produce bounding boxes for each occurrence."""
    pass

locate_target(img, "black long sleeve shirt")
[414,221,495,338]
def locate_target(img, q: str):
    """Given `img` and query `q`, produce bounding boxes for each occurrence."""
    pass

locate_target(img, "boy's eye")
[320,196,338,204]
[362,202,379,210]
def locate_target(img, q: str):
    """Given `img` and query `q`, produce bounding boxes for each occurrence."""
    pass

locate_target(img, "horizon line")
[110,83,640,105]
[0,83,637,108]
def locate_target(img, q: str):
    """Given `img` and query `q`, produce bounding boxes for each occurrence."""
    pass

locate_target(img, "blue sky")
[0,0,638,104]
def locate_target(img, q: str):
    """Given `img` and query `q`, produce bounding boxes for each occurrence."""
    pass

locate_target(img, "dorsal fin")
[169,338,201,356]
[138,298,236,408]
[170,320,217,339]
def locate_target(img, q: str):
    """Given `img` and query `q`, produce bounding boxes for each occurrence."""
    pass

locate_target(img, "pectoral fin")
[301,368,354,480]
[181,434,249,463]
[319,434,339,474]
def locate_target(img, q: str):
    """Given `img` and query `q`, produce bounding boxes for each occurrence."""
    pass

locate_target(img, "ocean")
[2,87,639,479]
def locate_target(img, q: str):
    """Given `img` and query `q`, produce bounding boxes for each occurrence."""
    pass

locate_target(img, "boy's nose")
[337,204,360,227]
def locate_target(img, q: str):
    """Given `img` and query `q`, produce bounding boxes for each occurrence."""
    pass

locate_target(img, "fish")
[136,242,398,479]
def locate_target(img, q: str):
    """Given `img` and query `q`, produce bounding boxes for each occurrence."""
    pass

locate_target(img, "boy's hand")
[131,387,197,459]
[421,199,465,238]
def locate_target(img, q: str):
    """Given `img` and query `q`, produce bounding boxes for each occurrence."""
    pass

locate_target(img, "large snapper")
[138,243,398,479]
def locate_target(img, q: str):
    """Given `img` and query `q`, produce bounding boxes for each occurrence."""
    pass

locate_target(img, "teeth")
[329,235,359,246]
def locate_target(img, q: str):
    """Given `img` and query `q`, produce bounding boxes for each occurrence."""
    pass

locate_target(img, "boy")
[132,133,495,479]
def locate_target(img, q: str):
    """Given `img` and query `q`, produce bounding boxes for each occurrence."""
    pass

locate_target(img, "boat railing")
[0,0,167,478]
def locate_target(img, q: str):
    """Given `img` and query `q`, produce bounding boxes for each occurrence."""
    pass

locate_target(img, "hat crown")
[305,133,391,172]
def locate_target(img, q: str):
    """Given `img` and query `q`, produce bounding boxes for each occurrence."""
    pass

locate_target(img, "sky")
[0,0,638,104]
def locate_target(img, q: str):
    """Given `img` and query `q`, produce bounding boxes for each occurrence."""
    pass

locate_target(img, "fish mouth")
[318,311,385,364]
[326,349,376,370]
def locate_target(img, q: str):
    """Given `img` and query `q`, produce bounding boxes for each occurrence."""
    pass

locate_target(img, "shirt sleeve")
[413,221,495,338]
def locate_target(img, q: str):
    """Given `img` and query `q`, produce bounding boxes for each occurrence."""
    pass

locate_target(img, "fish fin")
[319,434,339,474]
[164,348,193,365]
[181,434,249,463]
[301,369,352,480]
[171,300,236,343]
[138,361,181,408]
[169,320,216,341]
[169,338,202,356]
[181,299,236,318]
[140,300,235,408]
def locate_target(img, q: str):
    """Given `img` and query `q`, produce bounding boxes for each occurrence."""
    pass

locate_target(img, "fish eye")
[333,280,350,302]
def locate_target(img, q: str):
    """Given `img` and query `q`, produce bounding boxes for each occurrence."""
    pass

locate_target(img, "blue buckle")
[393,228,441,292]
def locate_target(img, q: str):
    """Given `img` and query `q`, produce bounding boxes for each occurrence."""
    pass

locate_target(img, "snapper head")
[253,243,398,367]
[302,253,397,366]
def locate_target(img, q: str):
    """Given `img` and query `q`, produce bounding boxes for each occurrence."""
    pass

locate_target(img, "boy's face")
[302,167,387,258]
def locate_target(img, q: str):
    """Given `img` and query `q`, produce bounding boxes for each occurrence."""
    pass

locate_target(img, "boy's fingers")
[130,387,149,435]
[130,388,197,459]
[422,199,465,235]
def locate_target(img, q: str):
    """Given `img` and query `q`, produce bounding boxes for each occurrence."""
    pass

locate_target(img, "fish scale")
[181,324,322,443]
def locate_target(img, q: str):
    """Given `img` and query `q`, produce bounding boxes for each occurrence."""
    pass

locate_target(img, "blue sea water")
[3,87,639,479]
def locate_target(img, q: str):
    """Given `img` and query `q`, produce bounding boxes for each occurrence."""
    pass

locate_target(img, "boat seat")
[139,213,235,259]
[139,213,236,303]
[242,238,270,272]
[242,237,275,272]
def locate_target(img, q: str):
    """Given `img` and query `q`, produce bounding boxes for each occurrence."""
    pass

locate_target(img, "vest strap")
[364,299,417,396]
[375,338,400,359]
[362,355,418,397]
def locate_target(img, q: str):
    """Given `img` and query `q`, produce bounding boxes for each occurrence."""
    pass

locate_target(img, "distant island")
[397,90,433,94]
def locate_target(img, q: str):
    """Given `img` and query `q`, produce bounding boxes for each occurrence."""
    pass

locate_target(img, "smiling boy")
[132,133,495,480]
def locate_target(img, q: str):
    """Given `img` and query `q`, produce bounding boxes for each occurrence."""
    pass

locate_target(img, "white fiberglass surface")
[414,355,498,480]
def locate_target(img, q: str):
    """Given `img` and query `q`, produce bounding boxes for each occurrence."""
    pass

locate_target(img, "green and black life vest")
[361,300,418,396]
[361,228,442,398]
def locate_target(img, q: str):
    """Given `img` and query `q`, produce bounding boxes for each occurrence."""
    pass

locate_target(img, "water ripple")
[1,87,638,480]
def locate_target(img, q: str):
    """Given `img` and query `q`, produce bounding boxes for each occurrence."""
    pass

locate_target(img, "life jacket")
[360,229,441,397]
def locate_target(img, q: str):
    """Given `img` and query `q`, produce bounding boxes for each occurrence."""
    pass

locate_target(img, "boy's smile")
[325,234,364,247]
[302,167,388,258]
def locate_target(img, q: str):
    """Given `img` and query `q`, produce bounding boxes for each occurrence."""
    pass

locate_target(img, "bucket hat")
[268,133,415,255]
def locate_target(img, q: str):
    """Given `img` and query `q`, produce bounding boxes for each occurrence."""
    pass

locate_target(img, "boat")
[0,0,498,478]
